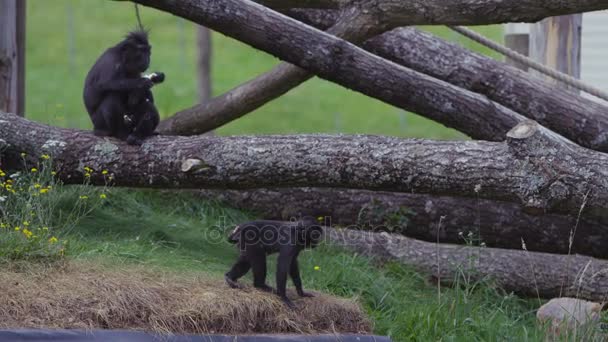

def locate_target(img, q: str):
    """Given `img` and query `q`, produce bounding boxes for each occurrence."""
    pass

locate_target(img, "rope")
[134,4,144,30]
[448,25,608,103]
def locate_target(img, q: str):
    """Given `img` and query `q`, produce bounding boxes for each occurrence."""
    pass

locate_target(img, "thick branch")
[3,113,608,218]
[328,228,608,302]
[200,188,608,259]
[159,8,384,136]
[363,28,608,152]
[139,0,525,141]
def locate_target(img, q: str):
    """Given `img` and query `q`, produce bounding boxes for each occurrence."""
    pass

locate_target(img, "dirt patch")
[0,262,371,335]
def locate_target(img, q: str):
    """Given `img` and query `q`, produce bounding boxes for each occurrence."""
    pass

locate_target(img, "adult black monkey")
[83,30,164,146]
[225,217,324,308]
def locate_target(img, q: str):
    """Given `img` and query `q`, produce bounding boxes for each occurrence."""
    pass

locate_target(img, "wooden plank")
[530,14,582,93]
[504,24,530,71]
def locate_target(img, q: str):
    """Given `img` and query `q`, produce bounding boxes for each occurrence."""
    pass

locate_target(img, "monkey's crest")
[125,29,149,44]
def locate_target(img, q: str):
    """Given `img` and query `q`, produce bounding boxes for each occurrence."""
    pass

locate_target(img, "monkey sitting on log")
[225,217,324,308]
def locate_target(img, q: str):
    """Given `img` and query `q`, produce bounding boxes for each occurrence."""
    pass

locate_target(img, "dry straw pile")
[0,263,371,335]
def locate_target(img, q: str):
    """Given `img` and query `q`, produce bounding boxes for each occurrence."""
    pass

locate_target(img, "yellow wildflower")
[79,195,88,200]
[14,226,20,231]
[23,221,29,226]
[85,173,91,178]
[22,229,33,239]
[42,227,49,231]
[102,170,108,175]
[34,183,41,188]
[6,179,12,184]
[0,223,6,228]
[0,171,5,177]
[49,236,58,244]
[51,171,57,176]
[41,154,50,160]
[40,188,49,194]
[100,193,107,199]
[31,168,38,173]
[20,152,26,157]
[314,266,320,271]
[84,166,93,173]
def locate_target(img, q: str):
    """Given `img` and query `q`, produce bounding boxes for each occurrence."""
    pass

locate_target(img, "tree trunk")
[2,113,608,219]
[147,0,608,153]
[361,27,608,152]
[327,228,608,302]
[139,0,529,142]
[0,0,26,116]
[199,188,608,259]
[124,0,608,26]
[158,8,386,136]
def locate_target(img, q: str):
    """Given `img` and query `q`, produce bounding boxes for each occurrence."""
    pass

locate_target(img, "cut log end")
[506,120,539,140]
[181,158,209,173]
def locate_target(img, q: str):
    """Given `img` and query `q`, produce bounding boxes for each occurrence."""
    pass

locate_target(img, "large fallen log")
[152,1,608,153]
[327,228,608,302]
[130,0,530,142]
[1,113,607,219]
[200,188,608,259]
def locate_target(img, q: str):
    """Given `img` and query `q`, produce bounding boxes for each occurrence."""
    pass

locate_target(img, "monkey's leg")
[96,94,130,140]
[276,249,297,308]
[127,102,159,146]
[290,257,314,298]
[225,255,250,289]
[251,252,274,293]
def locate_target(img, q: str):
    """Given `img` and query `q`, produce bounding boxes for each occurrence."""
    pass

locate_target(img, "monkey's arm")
[97,78,154,92]
[290,256,314,297]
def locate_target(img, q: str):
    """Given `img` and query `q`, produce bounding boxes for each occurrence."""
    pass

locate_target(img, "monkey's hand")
[137,78,155,89]
[143,72,165,84]
[297,290,314,298]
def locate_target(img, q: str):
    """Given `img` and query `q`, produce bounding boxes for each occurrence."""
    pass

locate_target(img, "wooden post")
[0,0,26,116]
[197,26,212,104]
[197,26,213,135]
[530,15,582,93]
[504,24,529,71]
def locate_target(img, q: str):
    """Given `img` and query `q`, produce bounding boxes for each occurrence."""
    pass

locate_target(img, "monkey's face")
[122,41,151,75]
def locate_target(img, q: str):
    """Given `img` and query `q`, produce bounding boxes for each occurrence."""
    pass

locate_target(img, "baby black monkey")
[225,218,324,308]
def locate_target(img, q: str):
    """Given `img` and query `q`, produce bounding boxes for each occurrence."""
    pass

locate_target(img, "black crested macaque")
[225,217,324,308]
[83,30,164,146]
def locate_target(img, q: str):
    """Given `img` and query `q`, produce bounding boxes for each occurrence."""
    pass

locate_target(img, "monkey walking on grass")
[225,217,324,309]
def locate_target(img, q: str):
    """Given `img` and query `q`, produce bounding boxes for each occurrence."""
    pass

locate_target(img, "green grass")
[57,188,548,341]
[12,2,568,341]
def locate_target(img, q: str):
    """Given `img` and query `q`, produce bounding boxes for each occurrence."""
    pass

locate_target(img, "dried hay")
[0,262,371,335]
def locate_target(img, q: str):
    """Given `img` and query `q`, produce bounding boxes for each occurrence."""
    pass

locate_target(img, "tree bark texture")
[145,0,608,153]
[135,0,527,142]
[199,188,608,259]
[158,8,385,136]
[361,27,608,153]
[327,228,608,303]
[2,113,608,219]
[0,0,26,116]
[123,0,608,27]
